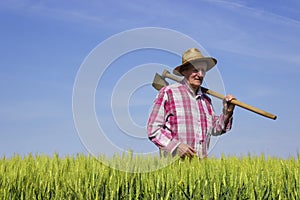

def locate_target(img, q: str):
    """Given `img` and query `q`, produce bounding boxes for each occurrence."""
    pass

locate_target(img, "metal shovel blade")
[152,73,169,90]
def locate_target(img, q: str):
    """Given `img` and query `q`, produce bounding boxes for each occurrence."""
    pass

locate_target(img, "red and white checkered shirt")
[147,79,233,158]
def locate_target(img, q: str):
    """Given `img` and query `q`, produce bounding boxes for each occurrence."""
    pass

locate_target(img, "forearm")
[212,95,235,135]
[222,103,234,132]
[211,113,233,136]
[224,110,233,127]
[147,126,180,153]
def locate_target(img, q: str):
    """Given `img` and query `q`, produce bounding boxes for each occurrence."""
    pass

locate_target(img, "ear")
[180,64,191,77]
[181,70,190,79]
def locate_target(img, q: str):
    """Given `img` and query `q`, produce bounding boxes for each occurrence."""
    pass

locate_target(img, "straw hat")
[173,48,217,76]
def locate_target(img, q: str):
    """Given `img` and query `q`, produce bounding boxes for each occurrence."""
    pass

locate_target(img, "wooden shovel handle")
[201,87,277,120]
[162,70,277,120]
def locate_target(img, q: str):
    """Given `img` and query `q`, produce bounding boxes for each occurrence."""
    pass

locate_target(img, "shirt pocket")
[205,113,213,131]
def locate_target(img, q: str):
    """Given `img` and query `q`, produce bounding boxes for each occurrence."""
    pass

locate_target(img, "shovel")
[152,70,277,120]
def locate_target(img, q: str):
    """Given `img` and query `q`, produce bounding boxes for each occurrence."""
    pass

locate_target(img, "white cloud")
[206,0,300,26]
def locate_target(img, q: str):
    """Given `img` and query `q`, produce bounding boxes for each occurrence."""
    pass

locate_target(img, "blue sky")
[0,0,299,158]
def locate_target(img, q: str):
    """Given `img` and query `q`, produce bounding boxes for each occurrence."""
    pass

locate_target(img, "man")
[147,48,235,159]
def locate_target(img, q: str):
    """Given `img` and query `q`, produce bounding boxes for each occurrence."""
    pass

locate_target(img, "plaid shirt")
[147,79,233,158]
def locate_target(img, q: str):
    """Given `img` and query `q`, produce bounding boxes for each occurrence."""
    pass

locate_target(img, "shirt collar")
[181,78,203,99]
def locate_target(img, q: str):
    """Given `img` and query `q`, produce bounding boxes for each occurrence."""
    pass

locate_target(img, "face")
[181,62,207,90]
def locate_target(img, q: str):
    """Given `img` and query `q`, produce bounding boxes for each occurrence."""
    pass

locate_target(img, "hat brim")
[173,57,217,76]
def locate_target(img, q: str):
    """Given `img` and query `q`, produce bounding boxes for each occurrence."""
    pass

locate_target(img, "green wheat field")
[0,153,299,199]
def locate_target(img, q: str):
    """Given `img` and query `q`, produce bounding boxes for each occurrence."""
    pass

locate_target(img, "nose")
[196,69,206,77]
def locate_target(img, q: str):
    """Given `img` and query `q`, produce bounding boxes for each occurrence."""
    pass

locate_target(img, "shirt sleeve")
[210,106,233,136]
[147,88,180,154]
